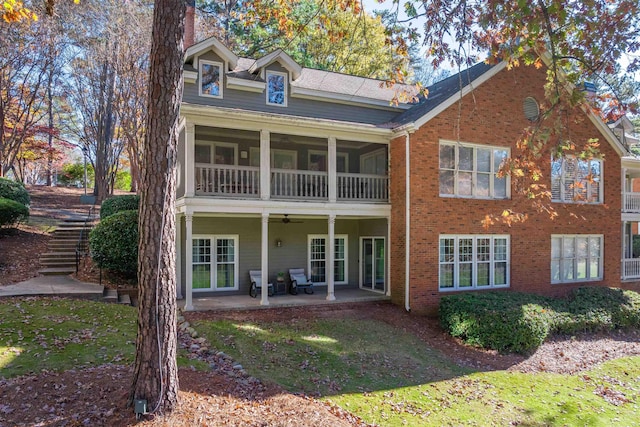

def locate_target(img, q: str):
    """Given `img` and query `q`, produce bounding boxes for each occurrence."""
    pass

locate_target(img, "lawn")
[193,317,640,426]
[0,297,206,379]
[1,298,638,426]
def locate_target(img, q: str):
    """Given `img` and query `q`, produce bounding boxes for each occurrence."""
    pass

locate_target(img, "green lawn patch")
[0,297,206,379]
[193,316,640,426]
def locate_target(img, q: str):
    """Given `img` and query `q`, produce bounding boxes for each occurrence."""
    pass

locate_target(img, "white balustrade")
[271,169,327,199]
[623,258,640,279]
[195,164,260,197]
[623,192,640,212]
[337,173,389,202]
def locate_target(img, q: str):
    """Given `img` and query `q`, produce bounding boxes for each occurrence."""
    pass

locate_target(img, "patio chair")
[249,270,274,298]
[288,268,314,295]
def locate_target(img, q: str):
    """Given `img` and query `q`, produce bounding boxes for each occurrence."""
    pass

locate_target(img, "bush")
[0,197,29,227]
[90,209,138,277]
[0,177,30,206]
[58,162,94,188]
[439,292,555,354]
[439,288,640,354]
[100,194,139,219]
[114,170,131,191]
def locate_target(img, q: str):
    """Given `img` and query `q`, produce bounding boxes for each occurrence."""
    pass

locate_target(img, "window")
[551,156,602,203]
[308,235,348,284]
[308,150,348,172]
[199,60,223,98]
[551,235,602,283]
[266,71,287,106]
[195,141,237,165]
[439,235,509,290]
[439,141,509,199]
[192,235,238,291]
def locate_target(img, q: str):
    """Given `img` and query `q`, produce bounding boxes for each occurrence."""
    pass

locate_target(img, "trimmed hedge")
[100,194,139,219]
[90,209,138,277]
[440,288,640,354]
[0,197,29,227]
[0,177,30,206]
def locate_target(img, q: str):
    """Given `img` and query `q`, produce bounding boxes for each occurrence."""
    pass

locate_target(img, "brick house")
[175,35,640,313]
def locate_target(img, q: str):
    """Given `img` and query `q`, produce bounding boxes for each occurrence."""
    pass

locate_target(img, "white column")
[175,214,183,299]
[260,130,271,200]
[261,213,270,306]
[184,214,194,311]
[326,214,336,301]
[328,137,337,203]
[185,123,196,197]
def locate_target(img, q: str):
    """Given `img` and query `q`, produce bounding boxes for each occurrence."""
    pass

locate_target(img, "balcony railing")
[622,258,640,280]
[195,164,260,197]
[271,169,328,200]
[624,192,640,212]
[193,166,389,202]
[338,173,388,201]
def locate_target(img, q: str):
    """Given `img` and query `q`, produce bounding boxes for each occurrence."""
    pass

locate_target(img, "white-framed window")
[551,156,602,203]
[266,71,287,106]
[195,141,237,165]
[551,235,603,284]
[439,235,510,291]
[308,235,348,284]
[439,141,509,199]
[199,60,223,98]
[361,148,387,175]
[192,235,238,291]
[308,150,348,172]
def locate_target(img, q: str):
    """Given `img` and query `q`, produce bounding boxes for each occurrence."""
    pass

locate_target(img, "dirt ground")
[1,186,640,426]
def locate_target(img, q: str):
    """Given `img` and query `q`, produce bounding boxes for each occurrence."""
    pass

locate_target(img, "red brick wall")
[390,63,622,315]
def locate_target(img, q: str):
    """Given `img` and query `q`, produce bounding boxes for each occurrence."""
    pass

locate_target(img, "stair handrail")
[75,205,96,274]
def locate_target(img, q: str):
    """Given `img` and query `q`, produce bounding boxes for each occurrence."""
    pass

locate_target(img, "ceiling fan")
[272,214,303,224]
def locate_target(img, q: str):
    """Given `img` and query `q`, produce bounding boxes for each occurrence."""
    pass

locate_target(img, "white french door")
[361,237,385,292]
[308,235,348,284]
[192,235,238,291]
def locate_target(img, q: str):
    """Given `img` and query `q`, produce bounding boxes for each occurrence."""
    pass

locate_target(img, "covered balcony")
[188,127,389,203]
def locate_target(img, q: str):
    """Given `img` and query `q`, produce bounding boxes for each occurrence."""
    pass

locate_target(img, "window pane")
[192,264,211,289]
[459,238,473,262]
[459,264,472,287]
[590,259,600,279]
[494,238,507,261]
[459,146,473,171]
[195,145,211,164]
[201,63,220,96]
[458,172,472,196]
[267,73,285,105]
[576,259,587,279]
[562,259,574,280]
[494,150,507,171]
[440,238,454,262]
[439,144,455,169]
[477,263,490,286]
[551,260,560,282]
[439,170,455,195]
[551,237,561,259]
[495,262,507,285]
[477,173,490,197]
[439,264,454,288]
[576,237,588,257]
[589,237,601,257]
[563,237,575,258]
[477,238,490,261]
[494,176,507,198]
[216,264,234,288]
[334,260,345,281]
[477,149,491,172]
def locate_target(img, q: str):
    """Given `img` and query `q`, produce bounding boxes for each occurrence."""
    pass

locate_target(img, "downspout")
[404,131,411,312]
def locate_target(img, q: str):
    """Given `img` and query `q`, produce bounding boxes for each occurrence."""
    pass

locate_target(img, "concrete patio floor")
[182,287,390,311]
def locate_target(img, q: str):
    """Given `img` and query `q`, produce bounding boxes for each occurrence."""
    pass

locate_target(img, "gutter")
[404,131,411,312]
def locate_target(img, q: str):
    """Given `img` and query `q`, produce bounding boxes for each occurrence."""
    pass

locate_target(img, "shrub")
[0,197,29,227]
[90,209,138,277]
[0,177,30,206]
[114,170,131,191]
[58,162,94,188]
[100,194,139,219]
[440,287,640,354]
[439,292,555,354]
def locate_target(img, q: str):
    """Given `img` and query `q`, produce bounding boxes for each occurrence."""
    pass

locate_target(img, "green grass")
[193,317,640,426]
[0,297,207,378]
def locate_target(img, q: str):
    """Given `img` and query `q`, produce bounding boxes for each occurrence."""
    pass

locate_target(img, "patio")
[181,288,389,311]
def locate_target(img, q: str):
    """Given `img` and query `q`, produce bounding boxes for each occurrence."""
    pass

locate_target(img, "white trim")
[198,60,223,99]
[191,234,240,292]
[226,76,265,93]
[184,70,198,84]
[249,49,302,80]
[185,36,239,69]
[550,155,603,204]
[404,132,411,311]
[438,235,511,291]
[266,70,288,107]
[307,234,348,285]
[551,234,604,284]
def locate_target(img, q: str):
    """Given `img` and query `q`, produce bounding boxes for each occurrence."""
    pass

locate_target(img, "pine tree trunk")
[130,0,185,415]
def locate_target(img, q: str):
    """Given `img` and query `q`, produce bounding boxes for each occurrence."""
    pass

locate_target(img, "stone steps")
[39,216,96,276]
